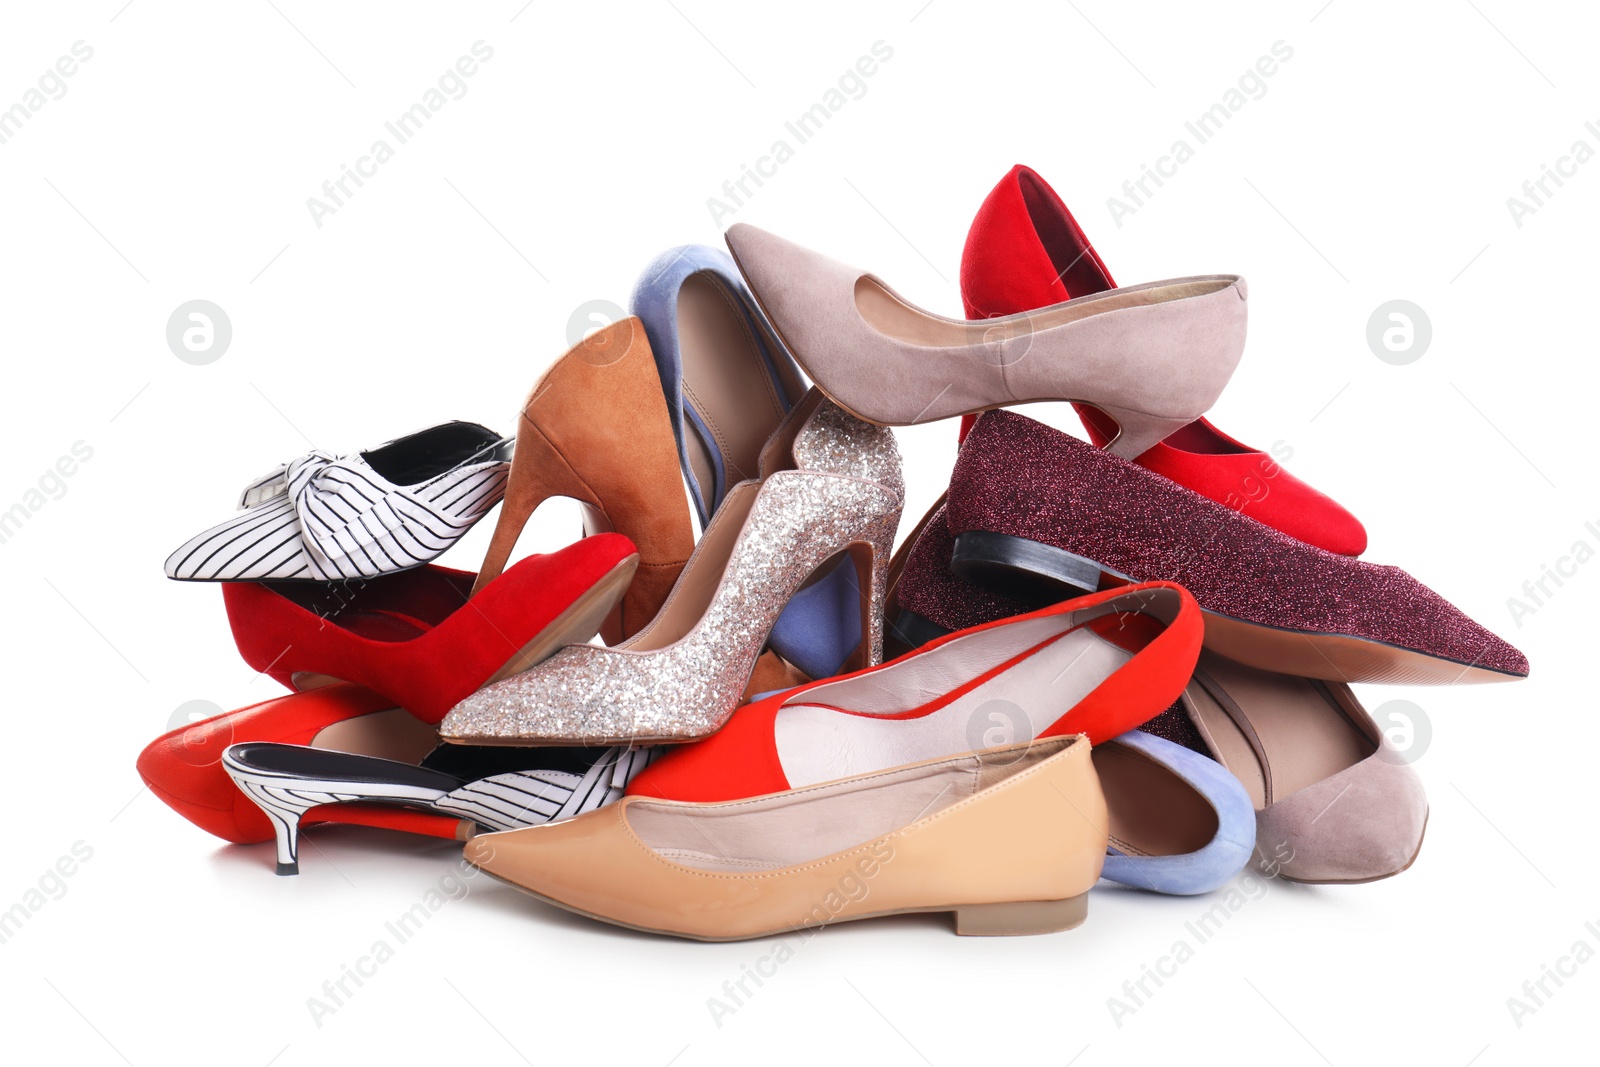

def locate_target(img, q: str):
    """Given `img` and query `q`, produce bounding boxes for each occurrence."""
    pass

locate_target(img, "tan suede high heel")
[472,317,695,644]
[464,734,1106,941]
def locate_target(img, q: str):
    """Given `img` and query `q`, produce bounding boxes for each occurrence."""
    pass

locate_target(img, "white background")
[1,1,1593,1064]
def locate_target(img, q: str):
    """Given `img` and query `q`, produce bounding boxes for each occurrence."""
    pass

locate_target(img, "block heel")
[950,530,1109,604]
[953,892,1089,936]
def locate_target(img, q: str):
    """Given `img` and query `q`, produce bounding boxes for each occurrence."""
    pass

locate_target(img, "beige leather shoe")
[463,735,1107,940]
[724,223,1248,460]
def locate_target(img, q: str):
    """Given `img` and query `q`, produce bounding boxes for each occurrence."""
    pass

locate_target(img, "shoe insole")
[1093,741,1215,857]
[1182,651,1375,810]
[362,421,507,484]
[678,273,789,504]
[775,625,1131,787]
[311,707,441,764]
[630,740,1073,872]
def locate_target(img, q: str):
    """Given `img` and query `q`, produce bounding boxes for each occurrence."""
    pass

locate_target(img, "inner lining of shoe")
[311,707,443,764]
[1017,169,1112,298]
[1094,741,1217,857]
[628,738,1078,872]
[361,421,508,484]
[678,272,792,508]
[773,614,1133,787]
[622,392,843,655]
[620,481,760,652]
[1182,650,1376,809]
[852,274,1235,349]
[1151,415,1250,456]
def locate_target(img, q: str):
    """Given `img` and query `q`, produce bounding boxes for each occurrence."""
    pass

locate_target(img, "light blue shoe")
[630,245,861,679]
[1096,729,1256,896]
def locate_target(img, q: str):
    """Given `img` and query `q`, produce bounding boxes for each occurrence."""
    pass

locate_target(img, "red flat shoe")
[960,164,1367,557]
[627,582,1201,803]
[223,534,639,724]
[137,683,467,845]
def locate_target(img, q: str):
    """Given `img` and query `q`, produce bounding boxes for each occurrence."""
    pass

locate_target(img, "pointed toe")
[1257,751,1428,884]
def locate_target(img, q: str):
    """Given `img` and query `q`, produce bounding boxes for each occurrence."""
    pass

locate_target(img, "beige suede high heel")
[724,223,1248,460]
[464,734,1106,941]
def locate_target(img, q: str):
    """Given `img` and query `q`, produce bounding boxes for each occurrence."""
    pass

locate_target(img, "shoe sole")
[476,867,1089,940]
[950,530,1524,686]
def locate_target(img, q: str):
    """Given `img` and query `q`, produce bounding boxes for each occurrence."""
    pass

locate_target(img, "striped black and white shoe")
[165,421,513,583]
[222,742,660,875]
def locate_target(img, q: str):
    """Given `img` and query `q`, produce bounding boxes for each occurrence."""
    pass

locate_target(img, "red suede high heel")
[627,582,1201,803]
[960,164,1367,556]
[223,535,640,724]
[137,683,469,845]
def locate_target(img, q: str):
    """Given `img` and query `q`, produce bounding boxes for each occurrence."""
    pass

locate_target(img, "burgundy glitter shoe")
[943,411,1528,685]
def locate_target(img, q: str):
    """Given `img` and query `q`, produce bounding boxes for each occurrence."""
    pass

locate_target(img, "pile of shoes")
[139,165,1525,938]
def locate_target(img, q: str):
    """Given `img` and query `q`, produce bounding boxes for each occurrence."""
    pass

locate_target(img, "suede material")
[958,164,1367,555]
[1255,746,1427,883]
[724,222,1247,459]
[1096,730,1255,896]
[628,244,806,523]
[896,502,1033,632]
[960,163,1115,321]
[226,535,639,724]
[473,317,693,643]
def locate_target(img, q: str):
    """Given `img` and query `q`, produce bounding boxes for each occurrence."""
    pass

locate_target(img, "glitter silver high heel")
[438,389,904,746]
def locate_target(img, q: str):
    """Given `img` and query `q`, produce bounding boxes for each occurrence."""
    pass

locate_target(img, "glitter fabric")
[895,502,1031,632]
[945,411,1528,677]
[440,396,903,745]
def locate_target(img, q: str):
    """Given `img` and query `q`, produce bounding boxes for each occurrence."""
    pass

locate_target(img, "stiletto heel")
[221,750,352,875]
[1083,403,1197,463]
[840,539,887,674]
[953,893,1089,936]
[473,420,592,596]
[469,317,695,645]
[441,390,905,747]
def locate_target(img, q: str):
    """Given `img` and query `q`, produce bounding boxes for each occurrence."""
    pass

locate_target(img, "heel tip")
[275,862,299,876]
[953,893,1089,936]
